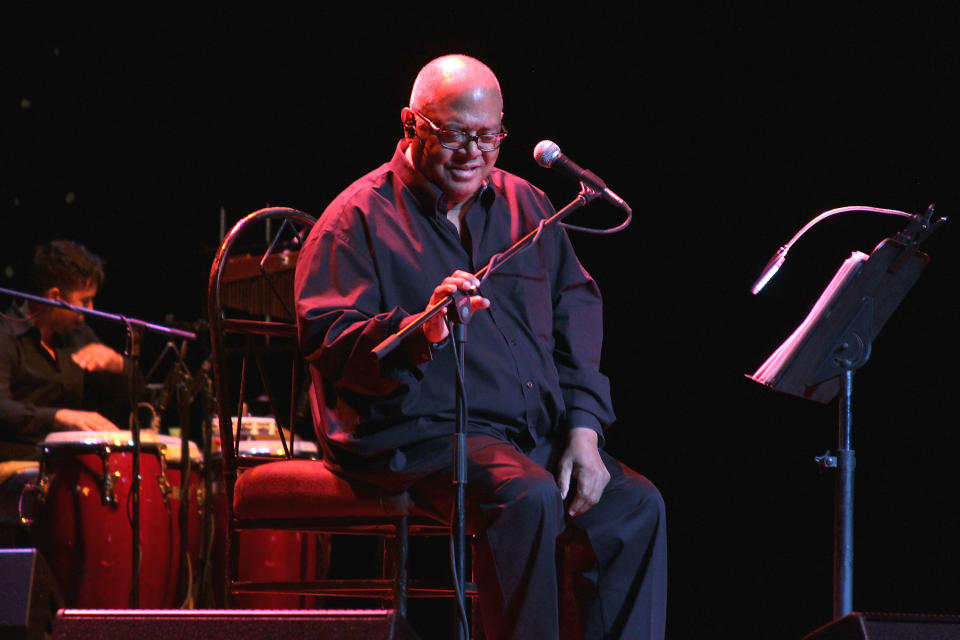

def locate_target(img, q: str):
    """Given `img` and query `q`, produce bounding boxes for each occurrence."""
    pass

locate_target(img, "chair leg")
[383,515,409,618]
[226,524,239,608]
[471,555,484,640]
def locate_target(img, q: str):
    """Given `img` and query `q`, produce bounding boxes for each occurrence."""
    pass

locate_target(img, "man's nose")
[459,138,482,157]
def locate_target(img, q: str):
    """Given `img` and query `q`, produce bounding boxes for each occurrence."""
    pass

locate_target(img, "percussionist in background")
[0,240,135,544]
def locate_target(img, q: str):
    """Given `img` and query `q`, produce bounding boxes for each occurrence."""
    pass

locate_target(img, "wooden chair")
[207,207,464,619]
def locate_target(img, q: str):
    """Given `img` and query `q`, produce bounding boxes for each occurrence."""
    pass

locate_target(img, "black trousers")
[402,434,667,640]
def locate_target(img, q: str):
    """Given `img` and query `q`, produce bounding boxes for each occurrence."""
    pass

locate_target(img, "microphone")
[534,140,631,213]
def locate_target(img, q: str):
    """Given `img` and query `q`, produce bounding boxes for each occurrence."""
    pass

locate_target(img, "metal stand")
[451,320,469,640]
[124,321,144,607]
[815,297,872,618]
[815,362,859,619]
[834,368,855,619]
[749,207,944,625]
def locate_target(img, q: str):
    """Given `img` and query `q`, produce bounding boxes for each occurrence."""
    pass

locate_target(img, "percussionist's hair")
[31,240,105,295]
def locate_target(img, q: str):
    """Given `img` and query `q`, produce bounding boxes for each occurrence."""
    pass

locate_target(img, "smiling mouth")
[449,167,480,180]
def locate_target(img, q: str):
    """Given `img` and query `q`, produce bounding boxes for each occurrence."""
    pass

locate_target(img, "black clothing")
[406,434,667,640]
[296,141,612,478]
[295,140,666,640]
[0,305,131,461]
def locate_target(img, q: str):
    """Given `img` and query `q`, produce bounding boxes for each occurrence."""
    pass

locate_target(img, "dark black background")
[4,5,958,638]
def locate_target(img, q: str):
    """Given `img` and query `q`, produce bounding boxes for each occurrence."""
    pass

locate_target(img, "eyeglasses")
[412,110,508,152]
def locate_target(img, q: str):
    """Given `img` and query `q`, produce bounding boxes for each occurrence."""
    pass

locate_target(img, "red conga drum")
[34,431,176,608]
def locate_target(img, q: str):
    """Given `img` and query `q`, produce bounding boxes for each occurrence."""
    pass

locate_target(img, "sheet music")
[751,251,869,385]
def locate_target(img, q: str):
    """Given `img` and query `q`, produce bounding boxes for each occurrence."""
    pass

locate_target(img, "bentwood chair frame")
[207,206,461,616]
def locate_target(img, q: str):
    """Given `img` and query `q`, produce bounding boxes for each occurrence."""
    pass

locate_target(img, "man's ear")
[401,107,416,138]
[44,287,62,302]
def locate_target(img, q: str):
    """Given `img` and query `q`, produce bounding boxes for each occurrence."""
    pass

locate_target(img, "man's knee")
[476,466,565,534]
[627,473,665,521]
[600,454,665,521]
[571,464,665,552]
[515,470,564,510]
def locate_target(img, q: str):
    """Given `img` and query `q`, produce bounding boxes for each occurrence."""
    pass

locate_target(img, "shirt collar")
[2,303,39,338]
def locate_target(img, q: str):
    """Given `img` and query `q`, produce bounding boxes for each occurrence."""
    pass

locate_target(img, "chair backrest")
[207,207,316,503]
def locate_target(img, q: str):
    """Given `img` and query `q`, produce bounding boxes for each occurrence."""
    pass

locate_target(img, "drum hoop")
[40,440,165,455]
[154,435,203,466]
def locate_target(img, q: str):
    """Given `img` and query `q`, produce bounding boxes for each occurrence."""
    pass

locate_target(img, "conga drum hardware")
[96,447,122,506]
[18,472,48,526]
[193,486,205,517]
[155,434,205,606]
[33,431,177,608]
[156,453,173,504]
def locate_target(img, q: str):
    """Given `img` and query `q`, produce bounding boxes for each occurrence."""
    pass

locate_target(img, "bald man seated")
[295,54,666,640]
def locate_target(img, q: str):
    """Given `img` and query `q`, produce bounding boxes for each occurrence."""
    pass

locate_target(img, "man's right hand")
[401,270,490,343]
[54,408,119,431]
[71,343,125,374]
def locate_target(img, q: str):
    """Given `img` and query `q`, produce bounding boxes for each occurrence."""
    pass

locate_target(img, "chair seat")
[233,459,434,523]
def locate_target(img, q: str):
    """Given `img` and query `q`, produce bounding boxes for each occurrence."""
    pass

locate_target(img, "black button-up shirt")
[0,305,131,461]
[295,141,613,475]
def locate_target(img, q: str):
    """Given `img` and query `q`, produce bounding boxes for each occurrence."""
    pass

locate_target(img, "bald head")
[409,54,503,113]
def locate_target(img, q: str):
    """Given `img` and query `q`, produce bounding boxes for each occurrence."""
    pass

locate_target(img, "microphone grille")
[533,140,561,168]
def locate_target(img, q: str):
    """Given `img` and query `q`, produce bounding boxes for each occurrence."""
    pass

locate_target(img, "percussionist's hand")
[54,409,119,432]
[71,344,124,374]
[556,427,610,518]
[402,270,490,343]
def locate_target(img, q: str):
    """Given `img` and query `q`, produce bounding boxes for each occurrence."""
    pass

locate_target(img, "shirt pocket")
[485,266,553,346]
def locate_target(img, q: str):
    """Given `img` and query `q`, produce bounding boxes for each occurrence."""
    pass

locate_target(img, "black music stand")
[749,208,944,620]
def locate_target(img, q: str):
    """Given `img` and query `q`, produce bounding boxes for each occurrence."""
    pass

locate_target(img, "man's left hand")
[556,427,610,518]
[71,344,124,374]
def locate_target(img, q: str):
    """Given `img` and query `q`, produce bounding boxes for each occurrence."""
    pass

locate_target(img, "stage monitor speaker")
[0,548,63,640]
[53,608,420,640]
[802,611,960,640]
